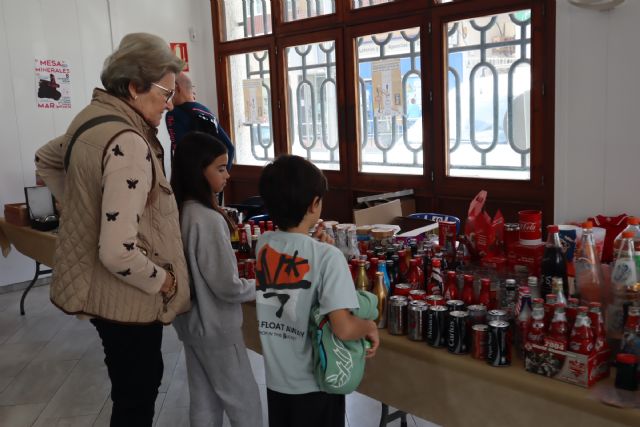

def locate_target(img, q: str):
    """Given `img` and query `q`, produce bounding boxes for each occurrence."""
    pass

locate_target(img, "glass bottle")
[608,231,640,342]
[620,306,640,365]
[428,258,443,296]
[612,217,640,270]
[250,234,258,259]
[548,304,569,349]
[237,228,251,261]
[372,272,388,329]
[503,279,518,320]
[574,221,605,306]
[541,225,568,299]
[569,307,594,355]
[461,274,475,306]
[544,294,557,330]
[368,257,379,284]
[355,260,370,292]
[346,226,360,261]
[527,276,541,300]
[588,302,609,353]
[527,305,546,345]
[377,260,391,292]
[551,277,568,307]
[407,258,424,291]
[566,297,579,332]
[443,271,458,301]
[516,293,533,354]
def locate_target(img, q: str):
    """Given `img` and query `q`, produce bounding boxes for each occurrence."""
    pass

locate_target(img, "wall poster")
[242,79,264,124]
[34,58,71,109]
[372,58,402,118]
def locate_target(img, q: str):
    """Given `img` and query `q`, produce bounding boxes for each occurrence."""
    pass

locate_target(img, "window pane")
[286,41,339,170]
[352,0,396,9]
[446,10,532,180]
[228,51,274,166]
[282,0,335,22]
[221,0,272,41]
[356,27,423,175]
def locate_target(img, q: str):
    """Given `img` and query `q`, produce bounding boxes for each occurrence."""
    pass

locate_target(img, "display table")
[0,218,55,314]
[242,304,638,427]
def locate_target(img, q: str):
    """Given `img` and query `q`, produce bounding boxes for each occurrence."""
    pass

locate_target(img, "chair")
[408,212,461,234]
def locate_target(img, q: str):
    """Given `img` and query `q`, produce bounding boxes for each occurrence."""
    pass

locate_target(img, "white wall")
[0,0,215,286]
[554,0,640,223]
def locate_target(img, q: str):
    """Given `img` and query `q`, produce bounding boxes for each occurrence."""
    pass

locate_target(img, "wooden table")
[242,303,639,427]
[0,218,55,314]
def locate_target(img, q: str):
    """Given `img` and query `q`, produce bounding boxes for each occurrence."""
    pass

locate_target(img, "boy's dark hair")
[259,155,328,230]
[170,131,235,231]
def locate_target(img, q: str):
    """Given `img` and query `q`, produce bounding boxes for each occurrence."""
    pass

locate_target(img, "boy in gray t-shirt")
[256,155,379,427]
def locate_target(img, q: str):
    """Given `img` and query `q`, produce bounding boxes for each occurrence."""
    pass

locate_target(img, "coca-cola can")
[446,299,465,313]
[426,294,445,306]
[408,300,428,341]
[438,221,457,250]
[487,309,508,323]
[426,305,448,347]
[409,289,427,301]
[472,324,489,360]
[237,260,246,279]
[518,210,542,245]
[467,304,488,326]
[503,223,520,250]
[487,320,511,367]
[388,295,408,336]
[447,311,469,354]
[394,283,411,297]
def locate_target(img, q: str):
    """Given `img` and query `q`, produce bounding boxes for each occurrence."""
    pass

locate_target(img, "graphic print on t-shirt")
[256,244,311,320]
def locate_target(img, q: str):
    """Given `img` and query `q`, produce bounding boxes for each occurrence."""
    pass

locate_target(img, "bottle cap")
[547,225,559,233]
[582,220,593,229]
[628,217,639,225]
[617,353,638,365]
[622,231,635,238]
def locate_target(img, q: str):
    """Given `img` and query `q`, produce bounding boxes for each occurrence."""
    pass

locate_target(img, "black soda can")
[487,309,508,323]
[467,304,488,326]
[446,299,465,313]
[447,310,470,354]
[426,305,448,347]
[487,320,511,367]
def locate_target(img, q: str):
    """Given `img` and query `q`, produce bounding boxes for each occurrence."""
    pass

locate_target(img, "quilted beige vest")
[49,90,190,324]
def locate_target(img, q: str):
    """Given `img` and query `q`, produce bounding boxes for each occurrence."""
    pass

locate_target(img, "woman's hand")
[365,321,380,359]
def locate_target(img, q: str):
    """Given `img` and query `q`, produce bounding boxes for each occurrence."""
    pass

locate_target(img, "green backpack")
[309,290,378,394]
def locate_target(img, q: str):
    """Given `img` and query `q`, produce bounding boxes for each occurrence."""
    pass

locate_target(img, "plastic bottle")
[541,225,568,299]
[608,231,640,342]
[612,217,640,270]
[574,221,605,306]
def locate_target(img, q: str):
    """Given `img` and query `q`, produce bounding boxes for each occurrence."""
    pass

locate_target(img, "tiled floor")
[0,284,438,427]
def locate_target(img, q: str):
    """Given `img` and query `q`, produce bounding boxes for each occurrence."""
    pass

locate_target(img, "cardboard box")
[4,203,30,226]
[524,343,610,388]
[354,199,403,226]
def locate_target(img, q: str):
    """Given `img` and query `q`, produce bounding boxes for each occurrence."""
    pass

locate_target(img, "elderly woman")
[35,33,190,426]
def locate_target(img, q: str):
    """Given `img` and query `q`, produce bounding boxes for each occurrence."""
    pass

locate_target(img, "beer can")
[388,295,408,336]
[408,300,428,341]
[446,299,465,313]
[487,309,508,323]
[471,324,488,360]
[447,311,469,354]
[394,283,411,297]
[426,294,445,306]
[467,304,487,326]
[426,305,448,347]
[487,320,511,367]
[409,289,427,301]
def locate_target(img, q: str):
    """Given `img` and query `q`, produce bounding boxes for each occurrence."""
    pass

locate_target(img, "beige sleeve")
[98,132,167,295]
[35,135,67,200]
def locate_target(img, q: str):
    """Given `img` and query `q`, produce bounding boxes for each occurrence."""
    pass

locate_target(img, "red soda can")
[503,223,520,252]
[438,221,457,264]
[426,294,445,306]
[237,260,246,279]
[472,324,489,360]
[409,289,427,301]
[487,320,511,366]
[245,259,256,279]
[394,283,411,297]
[467,304,488,326]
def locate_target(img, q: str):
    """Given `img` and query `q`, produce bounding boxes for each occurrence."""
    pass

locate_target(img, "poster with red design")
[170,42,189,71]
[34,58,71,109]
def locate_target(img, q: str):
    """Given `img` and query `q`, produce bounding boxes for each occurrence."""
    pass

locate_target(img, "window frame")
[210,0,556,225]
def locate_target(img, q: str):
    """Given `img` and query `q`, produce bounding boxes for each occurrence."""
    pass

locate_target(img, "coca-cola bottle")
[527,276,541,300]
[544,294,557,331]
[547,304,569,350]
[541,225,568,299]
[612,216,640,269]
[588,302,609,353]
[569,307,594,355]
[620,306,640,364]
[574,221,605,306]
[461,274,475,306]
[608,231,639,342]
[503,279,518,321]
[551,276,568,307]
[407,258,424,290]
[443,271,458,301]
[237,229,251,261]
[527,305,546,345]
[428,258,443,295]
[566,297,579,332]
[478,278,491,308]
[516,293,533,354]
[368,258,379,284]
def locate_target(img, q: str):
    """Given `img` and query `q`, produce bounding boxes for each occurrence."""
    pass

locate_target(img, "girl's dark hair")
[171,131,235,232]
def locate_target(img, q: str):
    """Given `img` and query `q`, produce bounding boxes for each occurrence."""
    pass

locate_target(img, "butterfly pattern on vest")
[117,268,131,277]
[112,144,124,156]
[123,242,135,251]
[150,267,158,279]
[106,211,119,221]
[127,179,139,189]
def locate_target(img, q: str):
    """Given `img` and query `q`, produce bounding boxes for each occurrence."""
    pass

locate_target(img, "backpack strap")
[64,115,130,171]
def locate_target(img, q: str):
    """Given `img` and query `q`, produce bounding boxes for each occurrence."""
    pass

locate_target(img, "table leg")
[379,403,408,427]
[20,261,52,315]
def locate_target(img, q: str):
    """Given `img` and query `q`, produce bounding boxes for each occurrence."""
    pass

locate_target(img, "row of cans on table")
[387,295,512,367]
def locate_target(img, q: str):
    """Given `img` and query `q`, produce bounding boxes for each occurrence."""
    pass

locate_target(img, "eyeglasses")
[151,82,175,103]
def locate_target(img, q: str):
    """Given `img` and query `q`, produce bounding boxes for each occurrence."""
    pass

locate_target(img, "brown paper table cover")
[0,218,56,266]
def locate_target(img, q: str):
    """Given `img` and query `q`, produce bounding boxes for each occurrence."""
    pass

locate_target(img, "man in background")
[166,72,234,170]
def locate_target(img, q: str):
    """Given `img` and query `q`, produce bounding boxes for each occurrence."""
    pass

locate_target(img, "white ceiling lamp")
[568,0,625,11]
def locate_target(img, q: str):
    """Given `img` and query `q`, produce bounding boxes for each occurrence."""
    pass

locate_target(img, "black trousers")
[267,388,345,427]
[91,318,164,427]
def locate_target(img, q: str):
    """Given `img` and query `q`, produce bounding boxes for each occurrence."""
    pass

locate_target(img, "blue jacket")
[165,101,235,170]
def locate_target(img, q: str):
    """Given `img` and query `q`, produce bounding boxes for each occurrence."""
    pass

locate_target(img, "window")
[212,0,555,222]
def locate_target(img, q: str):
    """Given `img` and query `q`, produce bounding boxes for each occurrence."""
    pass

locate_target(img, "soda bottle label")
[612,260,637,287]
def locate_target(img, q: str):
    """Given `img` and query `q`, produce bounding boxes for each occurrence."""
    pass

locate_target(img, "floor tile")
[0,359,77,405]
[0,402,46,427]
